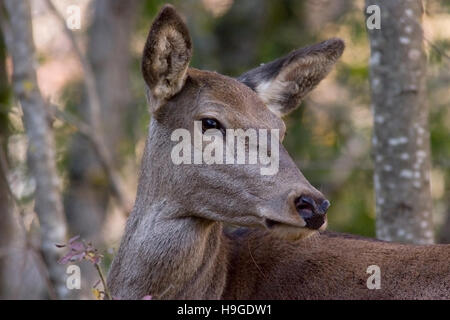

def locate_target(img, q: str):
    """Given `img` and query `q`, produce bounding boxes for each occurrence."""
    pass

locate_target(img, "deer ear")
[238,39,344,117]
[142,5,192,112]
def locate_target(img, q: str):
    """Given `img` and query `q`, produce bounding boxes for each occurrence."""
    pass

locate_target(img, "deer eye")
[201,118,225,135]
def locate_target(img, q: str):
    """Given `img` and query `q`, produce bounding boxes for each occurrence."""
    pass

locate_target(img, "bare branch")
[47,103,132,214]
[425,37,450,62]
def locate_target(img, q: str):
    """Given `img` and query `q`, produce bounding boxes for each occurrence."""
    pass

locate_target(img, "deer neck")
[130,205,227,299]
[116,119,228,299]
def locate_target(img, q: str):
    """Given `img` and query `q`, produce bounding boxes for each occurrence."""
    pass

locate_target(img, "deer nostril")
[320,199,331,214]
[295,196,316,218]
[295,195,328,230]
[299,196,315,208]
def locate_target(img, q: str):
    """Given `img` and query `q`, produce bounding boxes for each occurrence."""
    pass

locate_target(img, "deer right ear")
[142,5,192,113]
[238,39,344,117]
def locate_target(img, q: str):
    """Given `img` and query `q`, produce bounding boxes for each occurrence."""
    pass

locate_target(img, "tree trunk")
[365,0,433,244]
[64,0,138,240]
[0,25,13,298]
[1,0,68,298]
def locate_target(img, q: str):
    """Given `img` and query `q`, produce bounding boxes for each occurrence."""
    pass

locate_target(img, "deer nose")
[295,196,330,229]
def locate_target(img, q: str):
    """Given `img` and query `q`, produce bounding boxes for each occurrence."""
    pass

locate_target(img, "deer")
[107,5,450,300]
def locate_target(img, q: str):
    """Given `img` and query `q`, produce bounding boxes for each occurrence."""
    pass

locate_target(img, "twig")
[47,103,92,137]
[247,241,267,280]
[425,37,450,62]
[94,263,112,300]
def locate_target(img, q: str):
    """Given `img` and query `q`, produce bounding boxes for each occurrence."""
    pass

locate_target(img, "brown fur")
[224,229,450,299]
[107,5,450,300]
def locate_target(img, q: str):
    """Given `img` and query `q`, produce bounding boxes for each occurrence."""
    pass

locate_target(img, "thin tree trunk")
[0,24,13,298]
[65,0,138,240]
[1,0,68,298]
[365,0,433,244]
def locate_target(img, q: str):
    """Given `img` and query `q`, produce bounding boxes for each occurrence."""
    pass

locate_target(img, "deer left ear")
[142,5,192,113]
[238,38,344,117]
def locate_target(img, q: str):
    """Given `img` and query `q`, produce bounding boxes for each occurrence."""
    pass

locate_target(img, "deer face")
[141,5,344,240]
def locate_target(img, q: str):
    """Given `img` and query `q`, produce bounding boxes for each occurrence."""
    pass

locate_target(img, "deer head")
[138,5,344,240]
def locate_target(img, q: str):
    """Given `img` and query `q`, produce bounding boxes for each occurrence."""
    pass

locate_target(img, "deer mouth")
[264,217,326,231]
[258,197,328,240]
[265,218,281,229]
[264,218,318,240]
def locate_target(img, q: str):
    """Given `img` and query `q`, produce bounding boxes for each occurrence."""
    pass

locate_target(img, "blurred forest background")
[0,0,449,299]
